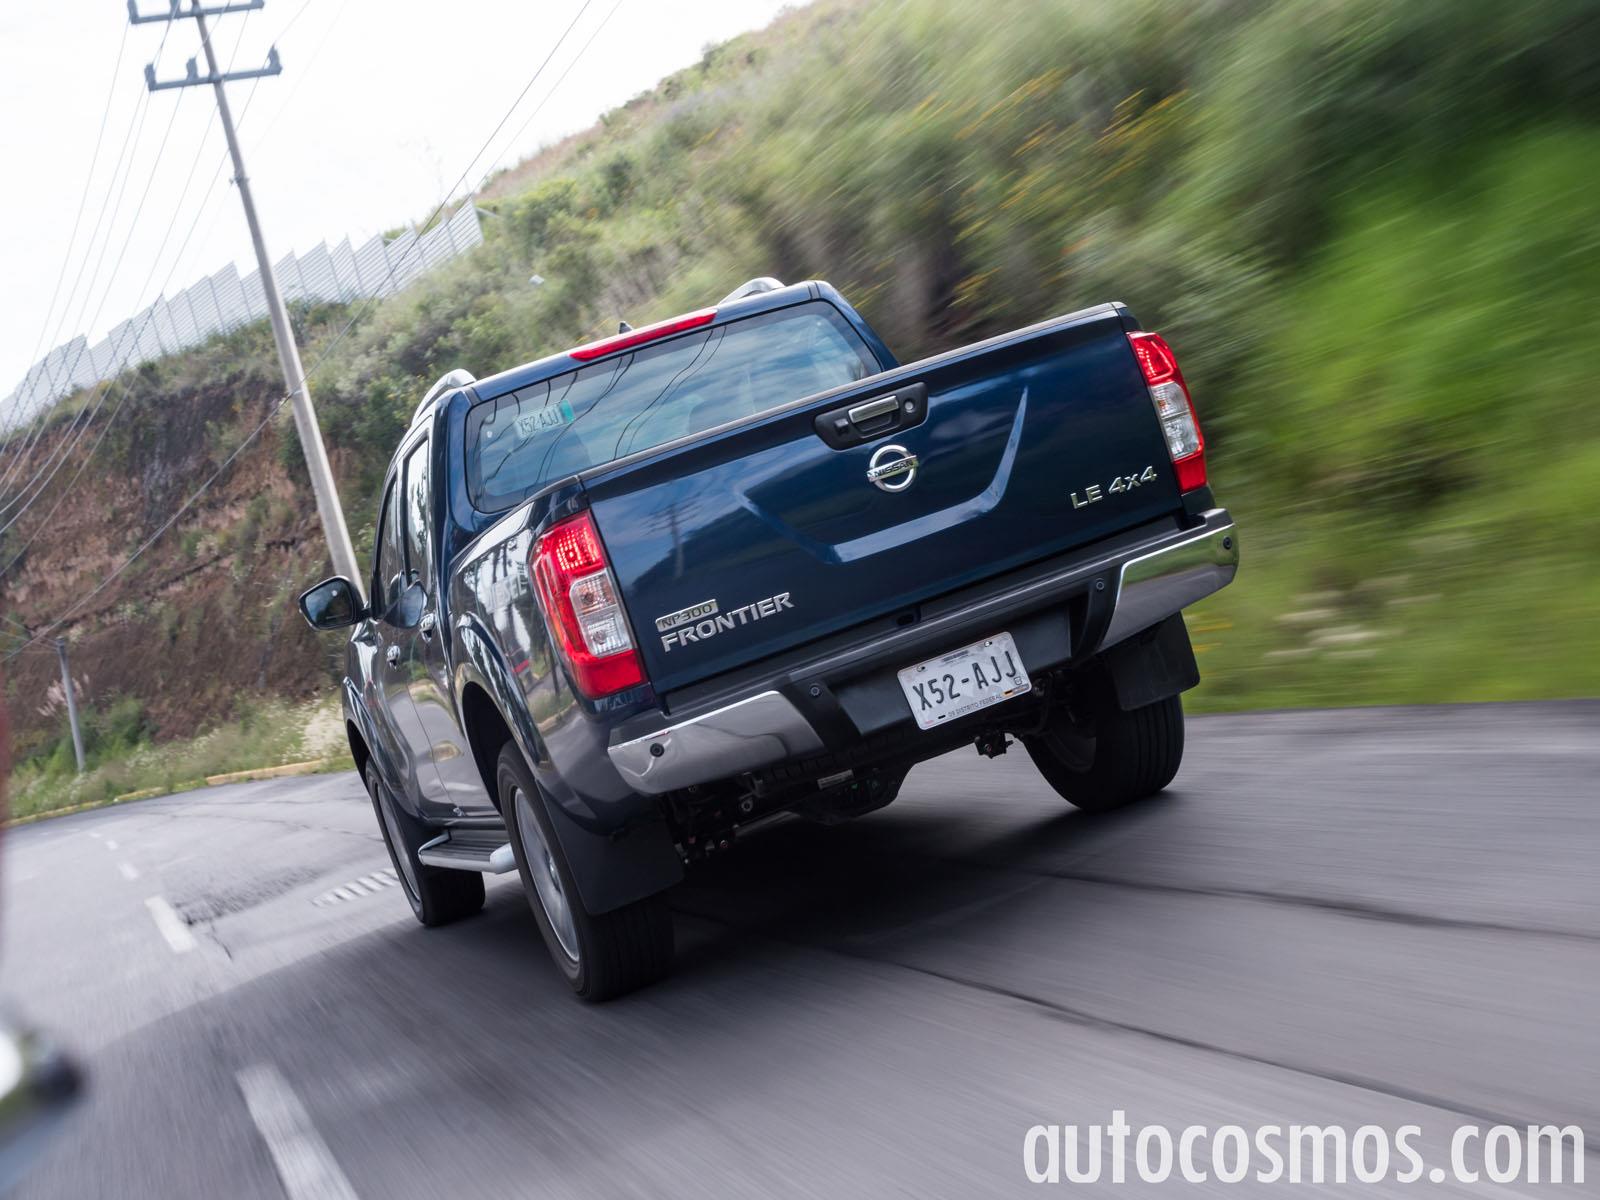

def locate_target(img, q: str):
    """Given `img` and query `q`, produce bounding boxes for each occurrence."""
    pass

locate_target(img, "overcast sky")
[0,0,799,391]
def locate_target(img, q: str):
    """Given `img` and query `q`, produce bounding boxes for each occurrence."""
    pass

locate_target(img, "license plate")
[896,631,1032,731]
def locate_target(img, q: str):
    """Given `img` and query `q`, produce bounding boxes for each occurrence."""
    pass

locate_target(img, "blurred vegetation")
[6,0,1598,796]
[306,0,1598,709]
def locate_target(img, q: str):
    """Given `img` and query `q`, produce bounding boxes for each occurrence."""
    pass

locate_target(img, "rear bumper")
[1101,512,1239,649]
[608,508,1238,794]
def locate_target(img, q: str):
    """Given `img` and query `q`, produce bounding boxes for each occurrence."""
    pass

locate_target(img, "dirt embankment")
[1,366,354,755]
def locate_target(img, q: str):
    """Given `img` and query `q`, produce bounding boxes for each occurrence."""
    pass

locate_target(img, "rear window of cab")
[464,301,877,513]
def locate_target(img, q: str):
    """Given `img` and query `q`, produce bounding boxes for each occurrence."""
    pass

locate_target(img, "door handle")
[385,645,401,667]
[813,382,928,450]
[846,396,899,426]
[419,611,437,640]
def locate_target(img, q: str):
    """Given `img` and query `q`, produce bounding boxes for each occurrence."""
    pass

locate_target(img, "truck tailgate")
[583,303,1182,694]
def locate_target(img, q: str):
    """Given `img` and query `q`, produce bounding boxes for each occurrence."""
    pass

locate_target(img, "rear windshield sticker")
[514,399,575,439]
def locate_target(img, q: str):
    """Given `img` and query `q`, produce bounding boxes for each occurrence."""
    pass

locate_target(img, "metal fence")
[2,203,484,431]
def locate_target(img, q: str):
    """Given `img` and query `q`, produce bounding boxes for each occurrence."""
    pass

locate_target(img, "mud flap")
[1100,613,1200,711]
[535,786,684,915]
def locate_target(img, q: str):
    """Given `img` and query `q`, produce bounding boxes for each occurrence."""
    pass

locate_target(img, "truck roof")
[466,280,886,405]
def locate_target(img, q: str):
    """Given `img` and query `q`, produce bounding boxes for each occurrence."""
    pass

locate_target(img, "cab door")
[395,436,496,818]
[369,475,439,814]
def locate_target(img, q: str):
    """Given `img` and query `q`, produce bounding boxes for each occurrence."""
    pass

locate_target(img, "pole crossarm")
[146,46,280,91]
[128,0,262,23]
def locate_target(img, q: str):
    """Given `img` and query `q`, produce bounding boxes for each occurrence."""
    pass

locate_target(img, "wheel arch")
[341,675,380,786]
[452,618,683,915]
[460,681,514,814]
[346,720,372,780]
[453,616,551,817]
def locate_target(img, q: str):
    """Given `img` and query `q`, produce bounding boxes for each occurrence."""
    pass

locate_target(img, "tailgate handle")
[814,382,928,450]
[847,397,899,427]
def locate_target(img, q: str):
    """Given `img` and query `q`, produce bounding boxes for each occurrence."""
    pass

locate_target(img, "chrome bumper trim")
[1101,514,1238,650]
[607,689,826,796]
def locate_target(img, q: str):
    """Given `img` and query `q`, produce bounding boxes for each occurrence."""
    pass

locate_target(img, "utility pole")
[133,0,364,598]
[54,638,87,774]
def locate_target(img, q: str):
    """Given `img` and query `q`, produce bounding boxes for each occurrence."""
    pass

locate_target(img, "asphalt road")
[5,702,1597,1197]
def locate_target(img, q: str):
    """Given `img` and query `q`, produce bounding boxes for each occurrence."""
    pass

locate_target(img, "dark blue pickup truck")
[299,278,1238,999]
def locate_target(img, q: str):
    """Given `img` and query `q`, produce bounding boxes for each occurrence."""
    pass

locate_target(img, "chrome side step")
[417,828,516,874]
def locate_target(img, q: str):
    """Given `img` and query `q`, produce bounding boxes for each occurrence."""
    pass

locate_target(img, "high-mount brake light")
[568,308,718,362]
[1128,330,1206,493]
[531,511,646,698]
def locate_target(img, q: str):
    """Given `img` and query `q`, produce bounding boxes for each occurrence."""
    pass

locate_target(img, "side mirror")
[298,576,366,631]
[0,1011,82,1192]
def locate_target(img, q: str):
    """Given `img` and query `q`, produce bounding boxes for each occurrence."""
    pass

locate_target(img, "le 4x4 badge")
[1071,464,1158,509]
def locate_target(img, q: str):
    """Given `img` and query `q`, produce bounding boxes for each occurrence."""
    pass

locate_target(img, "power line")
[0,17,180,449]
[241,0,342,144]
[0,14,261,533]
[6,0,601,659]
[476,0,625,201]
[182,0,601,413]
[0,163,215,543]
[0,90,154,484]
[428,0,597,226]
[0,146,244,556]
[5,392,284,663]
[0,32,270,550]
[167,0,331,269]
[0,83,177,495]
[137,0,365,593]
[0,10,282,560]
[0,88,192,522]
[284,0,601,366]
[12,22,131,416]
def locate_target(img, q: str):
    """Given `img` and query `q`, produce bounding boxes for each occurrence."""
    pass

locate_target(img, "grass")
[1185,129,1600,710]
[5,696,347,823]
[1185,507,1600,713]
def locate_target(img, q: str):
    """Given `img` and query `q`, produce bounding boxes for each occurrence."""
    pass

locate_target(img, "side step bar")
[417,828,516,874]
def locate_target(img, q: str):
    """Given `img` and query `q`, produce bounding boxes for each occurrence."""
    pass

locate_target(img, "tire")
[1024,692,1185,812]
[364,762,485,926]
[497,743,673,1001]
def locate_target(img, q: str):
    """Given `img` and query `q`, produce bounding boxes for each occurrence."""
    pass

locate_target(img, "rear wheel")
[364,762,485,926]
[497,743,673,1001]
[1024,692,1185,812]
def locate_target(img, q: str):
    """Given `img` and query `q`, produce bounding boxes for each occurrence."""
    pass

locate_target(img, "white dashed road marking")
[313,867,398,907]
[144,896,197,954]
[119,862,140,881]
[236,1063,360,1200]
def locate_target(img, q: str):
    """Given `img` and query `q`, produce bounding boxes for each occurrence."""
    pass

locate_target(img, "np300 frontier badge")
[299,277,1238,1001]
[658,592,794,652]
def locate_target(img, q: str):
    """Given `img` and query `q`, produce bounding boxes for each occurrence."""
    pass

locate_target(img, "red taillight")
[568,308,718,362]
[1128,330,1206,492]
[531,511,646,698]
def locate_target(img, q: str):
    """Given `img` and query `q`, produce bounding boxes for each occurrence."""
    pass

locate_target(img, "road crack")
[677,904,1599,1159]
